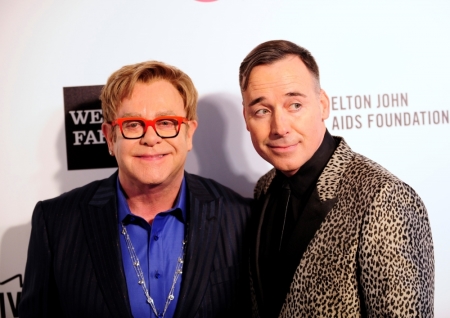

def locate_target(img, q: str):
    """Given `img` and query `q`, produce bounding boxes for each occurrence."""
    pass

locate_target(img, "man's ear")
[319,89,330,121]
[185,120,198,152]
[242,102,250,131]
[102,122,115,154]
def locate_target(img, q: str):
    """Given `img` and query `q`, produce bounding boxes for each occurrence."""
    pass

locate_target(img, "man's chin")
[269,161,300,177]
[277,168,299,177]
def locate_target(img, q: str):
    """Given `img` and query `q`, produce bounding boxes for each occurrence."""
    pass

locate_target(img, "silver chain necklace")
[121,222,186,318]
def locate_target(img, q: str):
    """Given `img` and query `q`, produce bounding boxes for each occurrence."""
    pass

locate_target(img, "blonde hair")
[100,60,198,123]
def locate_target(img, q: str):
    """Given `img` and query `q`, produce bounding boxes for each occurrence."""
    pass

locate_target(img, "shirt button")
[153,235,159,241]
[155,273,161,279]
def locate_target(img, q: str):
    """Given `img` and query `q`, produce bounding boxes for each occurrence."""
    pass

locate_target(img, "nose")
[139,126,162,146]
[270,110,290,136]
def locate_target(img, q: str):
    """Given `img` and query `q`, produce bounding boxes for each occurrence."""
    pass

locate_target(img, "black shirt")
[258,130,338,317]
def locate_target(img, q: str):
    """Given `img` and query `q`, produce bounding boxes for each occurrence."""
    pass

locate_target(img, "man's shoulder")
[185,172,252,205]
[40,173,116,210]
[331,137,418,197]
[343,145,404,185]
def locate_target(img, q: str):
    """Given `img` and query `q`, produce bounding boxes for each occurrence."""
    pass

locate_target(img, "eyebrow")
[155,111,177,117]
[120,112,141,118]
[286,91,307,98]
[119,111,177,119]
[247,91,307,107]
[248,97,265,107]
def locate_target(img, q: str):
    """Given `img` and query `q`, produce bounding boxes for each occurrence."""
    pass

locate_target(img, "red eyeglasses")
[111,116,189,139]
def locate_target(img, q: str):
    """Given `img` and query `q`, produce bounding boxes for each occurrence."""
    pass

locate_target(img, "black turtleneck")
[258,130,338,318]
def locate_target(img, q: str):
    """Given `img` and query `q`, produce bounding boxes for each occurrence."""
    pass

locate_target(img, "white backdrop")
[1,1,449,317]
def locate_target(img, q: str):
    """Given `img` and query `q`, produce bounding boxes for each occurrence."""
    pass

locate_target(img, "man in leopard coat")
[239,40,434,317]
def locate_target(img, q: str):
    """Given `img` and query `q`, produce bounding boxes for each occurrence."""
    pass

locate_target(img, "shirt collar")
[116,176,188,225]
[276,130,337,197]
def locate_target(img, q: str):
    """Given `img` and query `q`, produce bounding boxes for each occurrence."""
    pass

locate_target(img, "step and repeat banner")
[1,1,449,316]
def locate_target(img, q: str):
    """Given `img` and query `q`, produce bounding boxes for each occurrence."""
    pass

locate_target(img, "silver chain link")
[121,223,186,317]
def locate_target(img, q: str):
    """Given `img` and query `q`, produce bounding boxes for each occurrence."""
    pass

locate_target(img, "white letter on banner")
[73,131,87,145]
[86,110,103,124]
[69,111,90,125]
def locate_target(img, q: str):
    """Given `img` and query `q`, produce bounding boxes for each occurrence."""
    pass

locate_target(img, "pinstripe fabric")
[20,171,252,318]
[175,173,252,318]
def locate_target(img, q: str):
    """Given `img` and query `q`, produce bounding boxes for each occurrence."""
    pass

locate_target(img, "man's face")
[242,55,329,177]
[102,80,197,190]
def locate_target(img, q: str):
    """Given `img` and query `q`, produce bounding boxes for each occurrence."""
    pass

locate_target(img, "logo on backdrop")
[330,92,449,130]
[0,274,22,318]
[64,86,117,170]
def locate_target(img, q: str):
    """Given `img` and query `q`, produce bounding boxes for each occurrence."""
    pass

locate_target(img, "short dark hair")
[239,40,320,91]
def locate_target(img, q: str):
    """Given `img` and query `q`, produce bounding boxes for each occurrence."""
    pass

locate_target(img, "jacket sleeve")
[19,202,63,317]
[359,180,434,317]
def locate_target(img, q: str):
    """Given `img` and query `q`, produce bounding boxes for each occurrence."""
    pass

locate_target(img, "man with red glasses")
[20,61,252,318]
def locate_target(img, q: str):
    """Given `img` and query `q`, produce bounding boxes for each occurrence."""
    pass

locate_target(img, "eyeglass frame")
[110,116,190,139]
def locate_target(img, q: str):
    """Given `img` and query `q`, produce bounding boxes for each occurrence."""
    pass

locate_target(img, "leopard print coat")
[252,137,434,318]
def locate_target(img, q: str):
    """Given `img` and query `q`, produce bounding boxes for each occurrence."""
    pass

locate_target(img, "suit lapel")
[81,172,132,318]
[286,137,355,263]
[252,192,271,308]
[285,137,354,257]
[174,173,222,318]
[283,187,337,258]
[251,169,276,310]
[316,137,354,202]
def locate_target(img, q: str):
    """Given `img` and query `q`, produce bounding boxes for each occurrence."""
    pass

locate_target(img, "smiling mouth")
[268,144,297,152]
[136,154,166,159]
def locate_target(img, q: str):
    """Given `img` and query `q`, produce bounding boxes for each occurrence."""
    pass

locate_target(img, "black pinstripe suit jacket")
[20,171,252,318]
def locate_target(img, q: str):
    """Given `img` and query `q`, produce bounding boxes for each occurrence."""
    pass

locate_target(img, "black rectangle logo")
[63,85,117,170]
